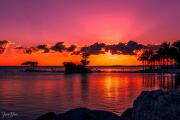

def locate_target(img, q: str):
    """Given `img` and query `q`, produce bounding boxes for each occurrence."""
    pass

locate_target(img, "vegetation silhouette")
[21,61,38,66]
[80,53,90,66]
[138,40,180,72]
[21,61,39,72]
[63,53,92,73]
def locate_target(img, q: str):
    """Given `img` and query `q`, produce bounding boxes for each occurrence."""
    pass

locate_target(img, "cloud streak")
[14,42,78,54]
[75,41,159,55]
[13,40,160,55]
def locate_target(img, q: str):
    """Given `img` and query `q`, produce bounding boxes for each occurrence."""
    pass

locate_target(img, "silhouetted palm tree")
[156,42,171,68]
[147,50,153,68]
[172,40,180,67]
[173,40,180,50]
[151,53,159,70]
[168,47,178,67]
[138,40,180,71]
[138,50,149,71]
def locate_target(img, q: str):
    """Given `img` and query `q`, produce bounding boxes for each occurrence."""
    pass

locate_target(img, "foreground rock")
[36,88,180,120]
[121,88,180,120]
[36,108,122,120]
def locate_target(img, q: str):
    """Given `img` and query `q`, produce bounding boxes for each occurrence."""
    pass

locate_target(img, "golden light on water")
[104,76,120,98]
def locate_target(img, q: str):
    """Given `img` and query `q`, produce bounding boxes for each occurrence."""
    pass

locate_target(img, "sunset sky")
[0,0,180,66]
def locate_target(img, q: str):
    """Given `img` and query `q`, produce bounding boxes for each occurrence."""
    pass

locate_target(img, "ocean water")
[0,68,179,120]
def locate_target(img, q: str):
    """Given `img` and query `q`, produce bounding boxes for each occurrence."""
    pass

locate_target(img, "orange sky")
[0,49,141,66]
[1,0,180,66]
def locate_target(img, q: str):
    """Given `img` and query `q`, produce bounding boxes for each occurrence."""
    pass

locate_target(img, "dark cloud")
[77,41,147,55]
[80,43,106,55]
[104,41,145,55]
[13,40,161,55]
[146,44,160,50]
[24,47,39,54]
[105,42,127,55]
[51,42,66,52]
[66,44,77,52]
[37,44,50,53]
[15,46,39,54]
[126,41,144,50]
[0,40,9,54]
[14,42,77,54]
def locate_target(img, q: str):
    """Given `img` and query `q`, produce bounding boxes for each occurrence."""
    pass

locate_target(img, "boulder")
[35,112,57,120]
[121,89,180,120]
[35,108,122,120]
[121,108,134,120]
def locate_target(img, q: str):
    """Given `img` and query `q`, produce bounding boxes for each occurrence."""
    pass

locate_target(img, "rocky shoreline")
[35,88,180,120]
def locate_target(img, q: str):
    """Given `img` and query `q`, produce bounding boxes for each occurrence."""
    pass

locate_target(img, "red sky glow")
[0,0,180,65]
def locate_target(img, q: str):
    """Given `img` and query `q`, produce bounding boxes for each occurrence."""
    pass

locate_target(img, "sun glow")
[106,50,112,56]
[105,50,118,60]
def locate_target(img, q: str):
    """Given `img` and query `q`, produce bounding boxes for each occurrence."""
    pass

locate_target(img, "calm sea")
[0,67,179,120]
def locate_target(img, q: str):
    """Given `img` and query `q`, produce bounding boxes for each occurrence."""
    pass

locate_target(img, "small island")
[63,53,92,73]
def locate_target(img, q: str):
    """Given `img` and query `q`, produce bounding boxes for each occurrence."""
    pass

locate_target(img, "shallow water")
[0,72,179,120]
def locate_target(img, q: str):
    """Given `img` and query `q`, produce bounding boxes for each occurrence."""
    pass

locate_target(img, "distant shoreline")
[0,66,179,73]
[0,65,147,67]
[19,69,180,74]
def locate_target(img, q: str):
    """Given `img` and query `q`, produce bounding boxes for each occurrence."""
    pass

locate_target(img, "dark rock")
[92,109,121,120]
[121,108,134,120]
[125,89,180,120]
[35,112,57,120]
[35,108,123,120]
[58,108,96,120]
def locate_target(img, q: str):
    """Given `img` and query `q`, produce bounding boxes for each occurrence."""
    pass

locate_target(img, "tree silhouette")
[151,53,159,69]
[80,53,90,66]
[21,61,38,66]
[21,61,39,72]
[63,53,91,73]
[160,42,171,67]
[138,50,149,71]
[138,40,180,71]
[63,62,77,73]
[172,40,180,67]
